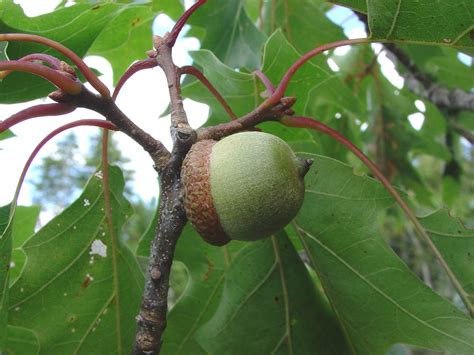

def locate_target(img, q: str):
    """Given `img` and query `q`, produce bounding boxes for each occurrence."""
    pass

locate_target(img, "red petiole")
[0,60,82,94]
[0,33,110,97]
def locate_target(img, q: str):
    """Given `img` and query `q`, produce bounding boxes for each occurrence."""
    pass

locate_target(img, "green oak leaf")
[0,1,157,102]
[7,166,144,354]
[261,0,346,53]
[183,30,360,134]
[196,231,350,354]
[0,204,12,351]
[152,0,184,19]
[89,5,155,84]
[6,326,39,355]
[9,206,41,285]
[187,0,267,70]
[295,153,474,354]
[160,225,237,355]
[331,0,474,54]
[182,49,256,127]
[421,209,474,304]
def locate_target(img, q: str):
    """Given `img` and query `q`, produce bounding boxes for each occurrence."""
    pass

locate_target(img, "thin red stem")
[0,33,110,97]
[0,60,82,94]
[179,65,237,120]
[281,115,474,317]
[254,70,275,95]
[168,0,207,47]
[113,59,157,101]
[19,53,62,69]
[265,38,370,106]
[282,116,396,196]
[0,54,62,80]
[11,119,117,207]
[1,103,75,132]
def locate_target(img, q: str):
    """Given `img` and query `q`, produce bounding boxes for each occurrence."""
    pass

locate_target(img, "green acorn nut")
[181,131,311,246]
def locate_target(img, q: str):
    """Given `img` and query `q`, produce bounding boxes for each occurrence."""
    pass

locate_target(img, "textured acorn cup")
[181,131,311,246]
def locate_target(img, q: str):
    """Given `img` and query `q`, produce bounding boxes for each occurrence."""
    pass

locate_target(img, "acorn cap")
[181,139,231,246]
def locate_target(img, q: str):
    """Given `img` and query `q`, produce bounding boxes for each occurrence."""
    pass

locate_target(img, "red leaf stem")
[0,103,75,132]
[254,70,275,95]
[0,53,62,79]
[0,60,82,94]
[19,53,62,69]
[0,33,110,97]
[113,58,157,101]
[282,115,396,194]
[11,119,117,206]
[179,65,237,120]
[168,0,207,47]
[265,38,370,106]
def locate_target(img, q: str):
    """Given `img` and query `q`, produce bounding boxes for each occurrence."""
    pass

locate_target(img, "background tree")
[30,130,155,248]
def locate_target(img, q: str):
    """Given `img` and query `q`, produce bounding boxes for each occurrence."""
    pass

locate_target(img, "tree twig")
[354,13,474,113]
[197,96,296,141]
[153,35,195,156]
[384,43,474,112]
[132,32,196,355]
[70,87,171,172]
[450,121,474,144]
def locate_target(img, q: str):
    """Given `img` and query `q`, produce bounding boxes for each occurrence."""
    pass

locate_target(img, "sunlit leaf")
[9,205,40,285]
[7,166,144,354]
[332,0,474,54]
[89,5,155,84]
[0,1,155,102]
[0,204,12,350]
[6,325,39,354]
[262,0,346,53]
[187,0,266,70]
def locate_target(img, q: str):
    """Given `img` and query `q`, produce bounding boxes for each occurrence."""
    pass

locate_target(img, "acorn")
[181,131,311,246]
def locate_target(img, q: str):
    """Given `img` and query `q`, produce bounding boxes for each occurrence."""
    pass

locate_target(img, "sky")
[1,0,450,214]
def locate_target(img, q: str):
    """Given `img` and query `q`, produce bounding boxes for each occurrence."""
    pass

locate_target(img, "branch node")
[150,266,161,280]
[153,35,165,51]
[49,89,76,103]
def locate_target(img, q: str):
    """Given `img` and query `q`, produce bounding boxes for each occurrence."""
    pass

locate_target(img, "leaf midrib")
[301,227,474,350]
